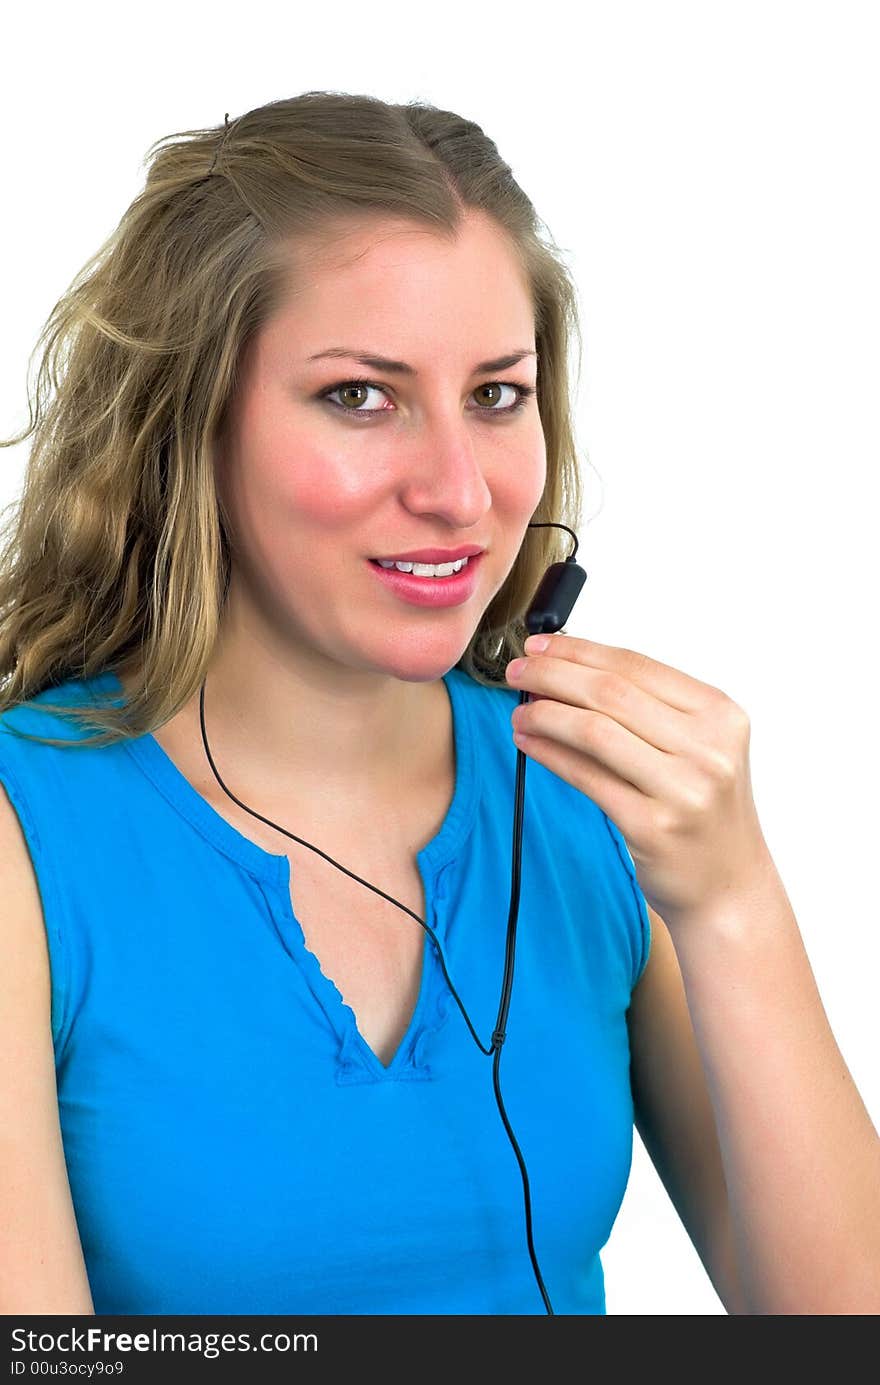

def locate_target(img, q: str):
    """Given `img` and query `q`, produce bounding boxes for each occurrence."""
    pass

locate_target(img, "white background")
[2,0,877,1315]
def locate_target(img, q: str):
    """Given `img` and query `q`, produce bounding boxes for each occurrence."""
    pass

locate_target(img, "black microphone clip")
[524,522,587,635]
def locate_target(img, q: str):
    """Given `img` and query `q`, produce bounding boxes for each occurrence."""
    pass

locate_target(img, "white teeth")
[376,556,470,577]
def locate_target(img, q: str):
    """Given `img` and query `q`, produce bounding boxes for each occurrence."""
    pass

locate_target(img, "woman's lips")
[365,552,484,608]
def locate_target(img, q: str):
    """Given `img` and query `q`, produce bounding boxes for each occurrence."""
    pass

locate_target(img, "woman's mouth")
[366,552,484,608]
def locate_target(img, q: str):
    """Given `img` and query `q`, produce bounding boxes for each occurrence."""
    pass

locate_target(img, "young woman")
[1,92,877,1316]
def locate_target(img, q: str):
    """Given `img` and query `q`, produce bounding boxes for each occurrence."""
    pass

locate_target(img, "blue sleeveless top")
[0,665,650,1315]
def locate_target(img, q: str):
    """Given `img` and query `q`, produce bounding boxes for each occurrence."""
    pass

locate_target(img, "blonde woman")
[1,93,878,1316]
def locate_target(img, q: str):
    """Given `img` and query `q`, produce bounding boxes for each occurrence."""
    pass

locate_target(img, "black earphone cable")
[196,521,582,1316]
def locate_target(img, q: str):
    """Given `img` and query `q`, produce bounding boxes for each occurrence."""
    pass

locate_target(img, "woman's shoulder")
[0,671,115,768]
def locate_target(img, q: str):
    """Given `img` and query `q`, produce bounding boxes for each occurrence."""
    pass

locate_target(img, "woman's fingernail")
[525,634,550,653]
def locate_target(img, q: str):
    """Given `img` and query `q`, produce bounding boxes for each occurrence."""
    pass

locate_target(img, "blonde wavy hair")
[0,90,587,751]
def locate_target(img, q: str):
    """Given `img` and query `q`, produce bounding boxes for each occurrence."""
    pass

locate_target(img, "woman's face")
[214,210,547,685]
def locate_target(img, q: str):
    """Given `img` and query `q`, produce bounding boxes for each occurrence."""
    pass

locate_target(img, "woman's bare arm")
[0,778,95,1314]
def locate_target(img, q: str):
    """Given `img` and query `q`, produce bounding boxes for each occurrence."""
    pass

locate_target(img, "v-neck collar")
[87,664,482,1082]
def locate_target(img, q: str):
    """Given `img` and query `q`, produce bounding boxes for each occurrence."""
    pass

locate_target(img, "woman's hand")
[505,632,774,935]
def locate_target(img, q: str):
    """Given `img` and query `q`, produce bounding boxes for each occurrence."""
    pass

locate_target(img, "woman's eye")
[323,381,390,413]
[320,379,535,419]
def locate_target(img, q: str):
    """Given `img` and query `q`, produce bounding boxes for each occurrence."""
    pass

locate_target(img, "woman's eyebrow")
[306,347,537,375]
